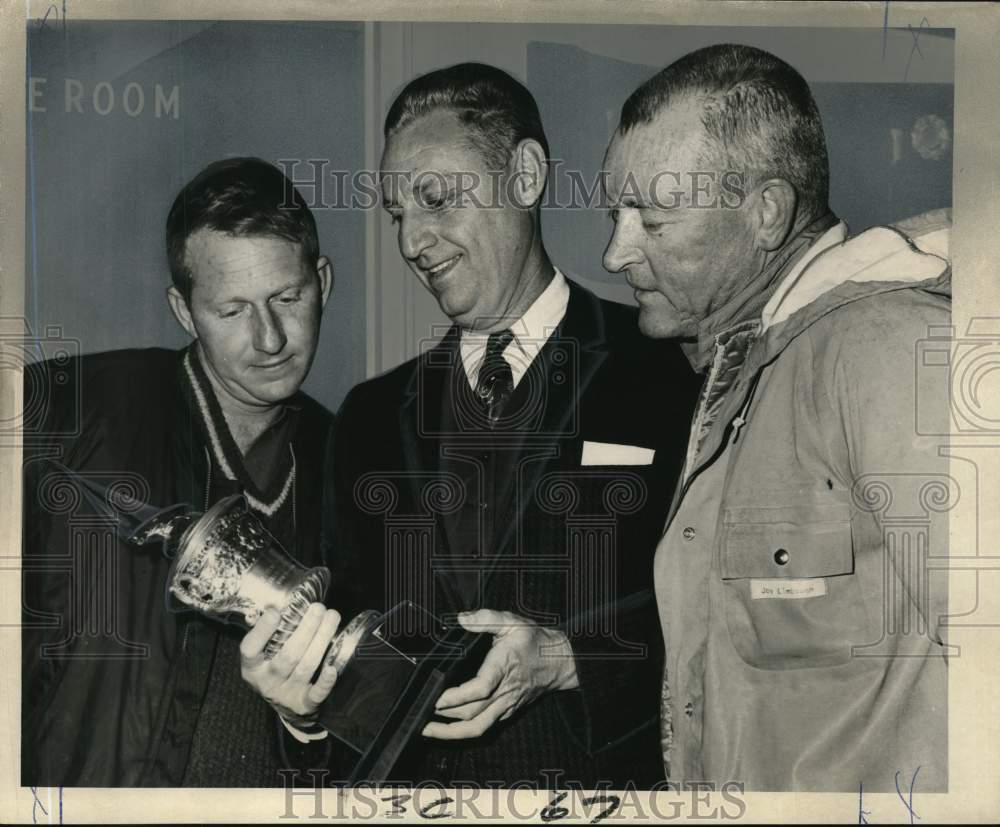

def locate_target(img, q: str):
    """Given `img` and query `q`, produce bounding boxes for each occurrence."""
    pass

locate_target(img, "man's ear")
[167,286,198,338]
[316,256,334,308]
[752,178,798,252]
[509,138,548,209]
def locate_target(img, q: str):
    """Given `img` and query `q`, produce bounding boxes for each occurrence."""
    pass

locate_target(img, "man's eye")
[275,294,300,305]
[421,190,453,210]
[642,220,666,232]
[218,308,242,319]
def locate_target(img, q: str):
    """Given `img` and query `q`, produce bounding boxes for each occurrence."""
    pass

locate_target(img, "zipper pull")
[731,414,746,442]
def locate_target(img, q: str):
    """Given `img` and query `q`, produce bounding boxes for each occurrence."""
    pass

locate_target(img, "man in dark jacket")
[314,63,700,787]
[21,157,336,786]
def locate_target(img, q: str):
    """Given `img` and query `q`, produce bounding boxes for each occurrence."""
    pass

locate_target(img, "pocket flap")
[721,504,853,579]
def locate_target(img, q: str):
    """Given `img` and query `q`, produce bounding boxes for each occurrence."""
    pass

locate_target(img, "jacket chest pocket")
[718,501,872,669]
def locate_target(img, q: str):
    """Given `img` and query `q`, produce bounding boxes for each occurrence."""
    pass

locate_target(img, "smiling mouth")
[423,255,461,280]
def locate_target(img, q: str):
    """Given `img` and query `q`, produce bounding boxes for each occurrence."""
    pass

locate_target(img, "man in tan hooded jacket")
[602,43,951,791]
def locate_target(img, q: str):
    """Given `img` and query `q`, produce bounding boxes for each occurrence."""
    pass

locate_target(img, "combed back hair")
[618,44,830,219]
[383,62,550,171]
[166,157,319,304]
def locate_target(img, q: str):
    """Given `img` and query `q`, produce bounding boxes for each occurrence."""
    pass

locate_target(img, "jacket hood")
[758,209,951,361]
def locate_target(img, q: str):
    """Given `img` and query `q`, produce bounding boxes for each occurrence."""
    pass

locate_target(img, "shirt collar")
[459,268,570,386]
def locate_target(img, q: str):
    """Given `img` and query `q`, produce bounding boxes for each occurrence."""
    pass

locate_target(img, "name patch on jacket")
[750,578,828,599]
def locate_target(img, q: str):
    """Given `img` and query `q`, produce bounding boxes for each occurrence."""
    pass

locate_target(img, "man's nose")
[252,306,287,354]
[603,219,640,275]
[398,213,434,262]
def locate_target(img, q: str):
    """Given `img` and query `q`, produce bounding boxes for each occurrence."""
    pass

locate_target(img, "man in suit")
[315,63,700,787]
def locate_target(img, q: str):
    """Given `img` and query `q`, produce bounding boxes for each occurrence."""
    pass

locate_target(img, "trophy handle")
[127,503,198,555]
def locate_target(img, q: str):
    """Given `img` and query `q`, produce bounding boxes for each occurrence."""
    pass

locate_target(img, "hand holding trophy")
[128,493,487,783]
[238,602,344,731]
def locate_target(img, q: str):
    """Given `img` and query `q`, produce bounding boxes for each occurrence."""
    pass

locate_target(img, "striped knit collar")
[180,345,296,517]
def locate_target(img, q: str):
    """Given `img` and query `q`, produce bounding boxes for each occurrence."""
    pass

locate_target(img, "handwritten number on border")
[541,791,570,821]
[381,792,411,817]
[541,791,622,824]
[418,796,455,819]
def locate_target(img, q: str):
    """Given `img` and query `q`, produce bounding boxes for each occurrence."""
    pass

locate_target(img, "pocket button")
[773,548,790,566]
[682,526,696,541]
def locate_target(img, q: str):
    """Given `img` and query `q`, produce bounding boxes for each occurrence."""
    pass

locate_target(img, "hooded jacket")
[655,211,952,792]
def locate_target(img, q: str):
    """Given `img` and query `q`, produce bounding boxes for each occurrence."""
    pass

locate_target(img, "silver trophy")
[129,494,380,674]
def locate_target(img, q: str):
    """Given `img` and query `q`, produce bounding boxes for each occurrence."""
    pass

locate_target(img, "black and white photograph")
[1,1,998,823]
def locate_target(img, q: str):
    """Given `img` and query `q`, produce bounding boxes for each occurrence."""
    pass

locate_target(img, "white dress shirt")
[459,268,571,390]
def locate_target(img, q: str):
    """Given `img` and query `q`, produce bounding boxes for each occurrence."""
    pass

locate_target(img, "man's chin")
[437,295,478,327]
[245,373,305,405]
[638,310,686,340]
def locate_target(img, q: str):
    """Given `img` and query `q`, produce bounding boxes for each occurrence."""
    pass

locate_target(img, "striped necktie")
[475,329,515,427]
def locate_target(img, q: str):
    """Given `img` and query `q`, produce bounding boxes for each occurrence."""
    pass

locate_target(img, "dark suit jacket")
[324,279,700,787]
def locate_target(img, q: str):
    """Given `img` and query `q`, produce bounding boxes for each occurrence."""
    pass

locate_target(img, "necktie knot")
[485,329,515,360]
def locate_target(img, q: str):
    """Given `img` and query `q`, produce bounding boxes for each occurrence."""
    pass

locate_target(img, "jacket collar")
[757,216,951,362]
[675,213,952,496]
[688,211,839,372]
[179,345,298,517]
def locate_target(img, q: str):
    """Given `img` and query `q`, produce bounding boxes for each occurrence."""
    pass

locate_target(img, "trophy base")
[262,568,332,659]
[315,602,490,784]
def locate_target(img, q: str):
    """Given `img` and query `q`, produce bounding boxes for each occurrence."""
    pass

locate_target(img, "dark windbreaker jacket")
[21,347,332,786]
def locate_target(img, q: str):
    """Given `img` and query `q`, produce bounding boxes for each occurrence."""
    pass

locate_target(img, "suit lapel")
[397,328,458,533]
[489,281,611,564]
[397,329,481,615]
